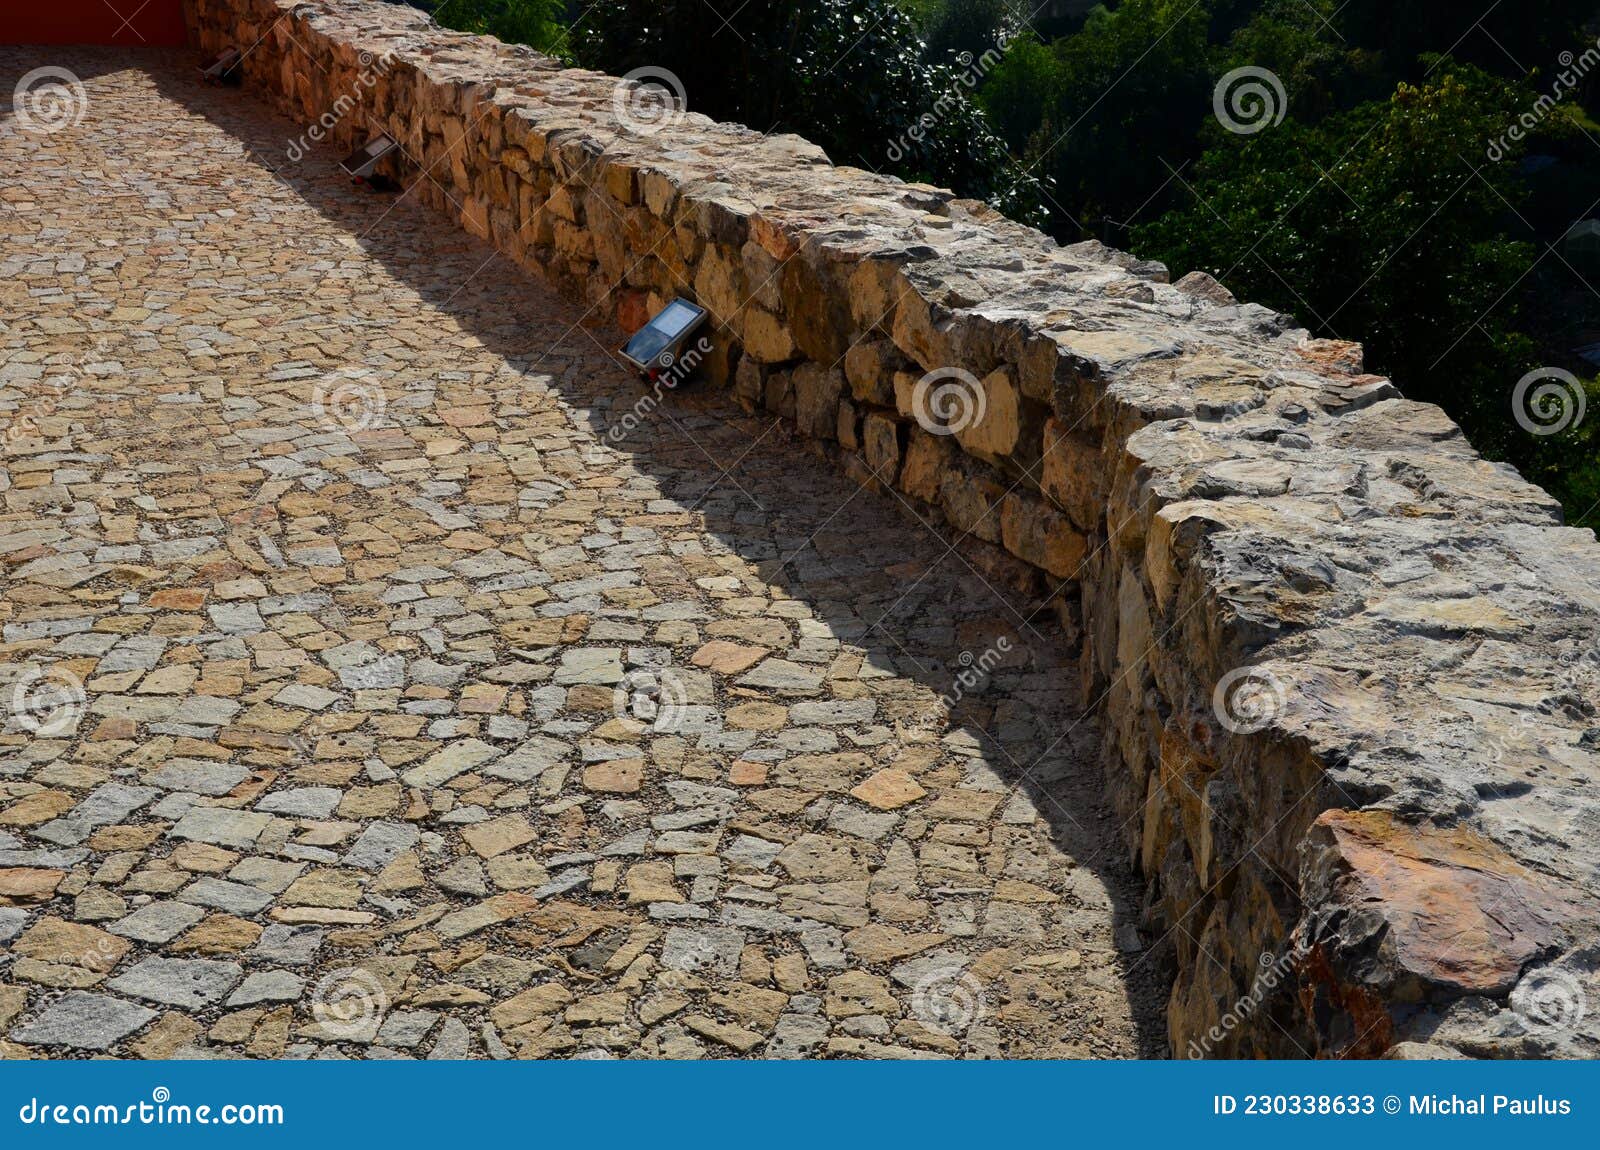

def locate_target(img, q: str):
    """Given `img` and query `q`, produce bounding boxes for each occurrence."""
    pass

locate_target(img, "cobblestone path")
[0,50,1163,1058]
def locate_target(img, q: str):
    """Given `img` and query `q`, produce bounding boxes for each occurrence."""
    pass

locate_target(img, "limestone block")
[939,464,1004,544]
[743,309,796,364]
[793,363,844,442]
[953,368,1022,461]
[1039,417,1105,532]
[999,493,1087,580]
[898,427,953,506]
[692,245,743,328]
[843,339,899,407]
[862,413,902,486]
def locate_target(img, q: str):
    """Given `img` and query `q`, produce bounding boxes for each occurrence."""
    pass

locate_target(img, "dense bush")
[1135,67,1547,466]
[565,0,1047,221]
[407,0,568,54]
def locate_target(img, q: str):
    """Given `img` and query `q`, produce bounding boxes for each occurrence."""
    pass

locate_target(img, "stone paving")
[0,49,1163,1058]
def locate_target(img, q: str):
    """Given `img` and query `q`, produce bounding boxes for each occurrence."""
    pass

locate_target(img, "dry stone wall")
[184,0,1600,1058]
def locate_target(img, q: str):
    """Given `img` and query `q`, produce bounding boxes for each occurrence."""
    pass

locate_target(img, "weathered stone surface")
[849,769,926,811]
[10,992,157,1050]
[1301,810,1586,997]
[108,958,244,1009]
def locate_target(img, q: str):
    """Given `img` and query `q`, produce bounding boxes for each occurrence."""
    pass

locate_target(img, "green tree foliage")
[567,0,1046,221]
[1137,69,1533,443]
[411,0,1600,525]
[1134,63,1598,528]
[920,0,1016,63]
[415,0,569,55]
[980,1,1215,240]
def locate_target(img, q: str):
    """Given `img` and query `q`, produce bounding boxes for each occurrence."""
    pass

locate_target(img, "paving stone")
[849,769,927,811]
[169,808,272,850]
[377,1010,439,1048]
[31,784,160,846]
[735,660,824,693]
[108,957,244,1009]
[256,788,343,818]
[0,907,28,942]
[10,992,157,1051]
[343,822,420,870]
[146,760,252,796]
[179,877,275,915]
[660,926,746,976]
[226,970,306,1007]
[109,900,208,944]
[401,740,501,789]
[428,1016,473,1059]
[254,925,325,966]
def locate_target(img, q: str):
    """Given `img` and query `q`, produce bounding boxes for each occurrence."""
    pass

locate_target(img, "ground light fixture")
[198,48,242,85]
[340,134,401,189]
[620,298,709,382]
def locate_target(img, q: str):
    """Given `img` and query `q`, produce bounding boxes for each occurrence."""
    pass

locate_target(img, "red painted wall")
[1,0,188,46]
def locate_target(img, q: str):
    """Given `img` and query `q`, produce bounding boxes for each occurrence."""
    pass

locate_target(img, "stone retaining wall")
[182,0,1600,1058]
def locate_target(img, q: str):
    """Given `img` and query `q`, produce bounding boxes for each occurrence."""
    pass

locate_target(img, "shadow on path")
[93,49,1162,1055]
